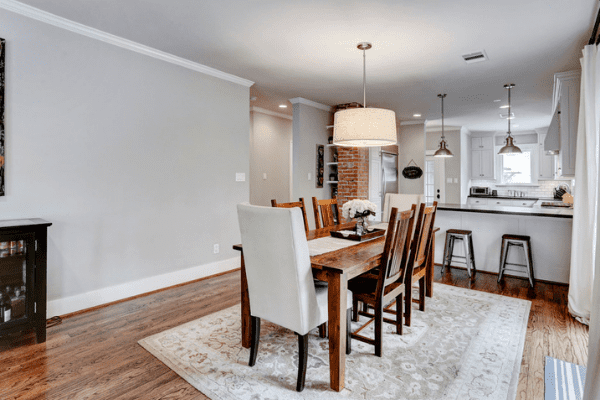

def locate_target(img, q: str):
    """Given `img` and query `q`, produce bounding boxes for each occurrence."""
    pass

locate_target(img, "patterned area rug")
[545,356,586,400]
[139,284,530,400]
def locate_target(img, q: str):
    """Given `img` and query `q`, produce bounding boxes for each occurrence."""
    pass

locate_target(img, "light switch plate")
[454,178,458,183]
[447,178,452,183]
[263,173,267,180]
[308,173,312,180]
[236,173,245,182]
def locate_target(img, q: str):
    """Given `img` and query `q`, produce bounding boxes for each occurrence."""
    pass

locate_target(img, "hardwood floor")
[0,266,589,399]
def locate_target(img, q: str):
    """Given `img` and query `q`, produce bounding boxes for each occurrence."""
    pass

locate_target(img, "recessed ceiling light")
[513,124,520,127]
[499,104,509,109]
[493,99,501,102]
[500,112,515,119]
[413,113,421,117]
[279,104,287,108]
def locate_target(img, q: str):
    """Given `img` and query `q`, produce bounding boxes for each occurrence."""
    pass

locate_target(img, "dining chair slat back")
[404,201,438,327]
[271,198,310,235]
[379,206,415,292]
[311,197,339,229]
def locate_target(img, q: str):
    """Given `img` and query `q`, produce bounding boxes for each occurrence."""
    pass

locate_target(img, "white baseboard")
[46,256,240,318]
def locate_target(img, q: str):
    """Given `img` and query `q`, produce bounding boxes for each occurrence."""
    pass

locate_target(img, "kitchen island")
[434,203,573,284]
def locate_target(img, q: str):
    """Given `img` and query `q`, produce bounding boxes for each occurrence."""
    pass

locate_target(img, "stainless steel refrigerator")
[381,151,398,202]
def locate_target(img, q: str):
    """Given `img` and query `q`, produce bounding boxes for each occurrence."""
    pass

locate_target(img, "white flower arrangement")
[341,199,377,221]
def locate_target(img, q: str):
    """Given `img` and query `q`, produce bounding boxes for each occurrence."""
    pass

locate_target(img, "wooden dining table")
[232,222,438,392]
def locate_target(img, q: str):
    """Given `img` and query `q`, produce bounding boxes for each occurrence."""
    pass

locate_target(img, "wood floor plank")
[0,267,590,399]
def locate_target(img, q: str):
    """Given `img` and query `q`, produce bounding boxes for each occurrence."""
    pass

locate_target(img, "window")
[424,159,435,204]
[500,148,533,184]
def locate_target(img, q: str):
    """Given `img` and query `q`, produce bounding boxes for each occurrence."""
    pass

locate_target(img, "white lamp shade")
[333,108,397,147]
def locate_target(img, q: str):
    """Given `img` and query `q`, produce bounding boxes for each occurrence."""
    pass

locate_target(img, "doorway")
[425,152,445,204]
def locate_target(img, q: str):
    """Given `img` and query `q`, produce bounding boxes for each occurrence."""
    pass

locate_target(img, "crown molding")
[250,107,293,120]
[0,0,254,87]
[288,97,332,112]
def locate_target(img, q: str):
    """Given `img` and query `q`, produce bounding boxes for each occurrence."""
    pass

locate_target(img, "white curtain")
[576,44,600,400]
[568,45,600,325]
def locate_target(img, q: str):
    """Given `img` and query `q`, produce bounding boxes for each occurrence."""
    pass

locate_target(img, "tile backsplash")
[470,179,575,198]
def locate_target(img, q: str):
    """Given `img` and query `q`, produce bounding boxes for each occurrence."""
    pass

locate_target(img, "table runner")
[308,222,388,256]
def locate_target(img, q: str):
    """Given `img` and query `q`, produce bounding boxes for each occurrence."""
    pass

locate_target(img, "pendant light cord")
[441,95,445,140]
[507,85,511,137]
[363,48,367,108]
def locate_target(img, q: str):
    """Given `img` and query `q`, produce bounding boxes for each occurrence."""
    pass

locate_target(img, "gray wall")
[250,110,292,206]
[426,127,462,204]
[398,123,425,194]
[292,103,331,230]
[0,11,249,306]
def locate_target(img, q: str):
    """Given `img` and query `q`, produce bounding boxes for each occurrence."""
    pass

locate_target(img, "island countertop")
[436,203,573,218]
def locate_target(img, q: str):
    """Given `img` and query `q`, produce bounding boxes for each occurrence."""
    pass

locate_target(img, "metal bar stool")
[441,229,476,279]
[498,234,535,287]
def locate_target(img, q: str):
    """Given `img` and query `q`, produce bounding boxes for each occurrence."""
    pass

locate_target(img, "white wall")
[291,101,332,230]
[398,123,425,194]
[249,109,292,206]
[0,10,250,315]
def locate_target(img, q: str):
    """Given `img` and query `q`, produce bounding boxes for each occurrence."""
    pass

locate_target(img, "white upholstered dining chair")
[237,203,352,392]
[382,193,425,222]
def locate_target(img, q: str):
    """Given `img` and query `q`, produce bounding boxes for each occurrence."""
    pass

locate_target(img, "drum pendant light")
[498,84,522,155]
[333,43,397,147]
[433,93,453,157]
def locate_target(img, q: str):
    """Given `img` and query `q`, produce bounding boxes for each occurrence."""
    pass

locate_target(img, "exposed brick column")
[337,147,369,210]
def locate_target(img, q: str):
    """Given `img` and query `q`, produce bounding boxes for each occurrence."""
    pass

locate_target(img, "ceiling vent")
[462,50,488,64]
[499,112,515,119]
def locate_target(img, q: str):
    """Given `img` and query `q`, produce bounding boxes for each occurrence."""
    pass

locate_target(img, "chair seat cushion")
[348,275,378,295]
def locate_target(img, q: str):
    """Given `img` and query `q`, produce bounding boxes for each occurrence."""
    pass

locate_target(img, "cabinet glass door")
[0,233,34,327]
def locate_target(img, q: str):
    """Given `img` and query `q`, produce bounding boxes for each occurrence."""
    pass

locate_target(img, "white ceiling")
[14,0,597,132]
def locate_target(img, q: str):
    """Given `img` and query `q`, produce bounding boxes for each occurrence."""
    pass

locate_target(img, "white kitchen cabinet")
[471,136,495,179]
[489,199,537,207]
[471,136,493,150]
[538,133,555,180]
[467,197,488,205]
[555,71,580,177]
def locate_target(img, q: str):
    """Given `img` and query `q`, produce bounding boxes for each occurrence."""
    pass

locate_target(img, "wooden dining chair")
[311,197,340,229]
[404,201,438,327]
[237,204,352,392]
[271,198,310,235]
[347,205,417,357]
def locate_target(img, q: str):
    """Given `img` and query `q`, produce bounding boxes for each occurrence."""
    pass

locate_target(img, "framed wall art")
[0,38,4,196]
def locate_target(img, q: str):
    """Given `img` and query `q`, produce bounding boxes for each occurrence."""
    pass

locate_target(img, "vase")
[355,216,368,236]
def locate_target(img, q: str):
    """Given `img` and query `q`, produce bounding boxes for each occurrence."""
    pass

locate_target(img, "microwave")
[470,186,490,195]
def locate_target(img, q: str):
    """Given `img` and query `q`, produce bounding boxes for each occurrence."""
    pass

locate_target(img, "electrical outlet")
[213,244,219,254]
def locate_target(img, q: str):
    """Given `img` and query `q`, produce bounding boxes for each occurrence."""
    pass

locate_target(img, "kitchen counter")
[438,203,573,218]
[434,203,573,283]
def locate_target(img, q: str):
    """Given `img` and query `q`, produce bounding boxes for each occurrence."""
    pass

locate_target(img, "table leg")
[240,252,251,348]
[426,234,435,298]
[327,270,347,392]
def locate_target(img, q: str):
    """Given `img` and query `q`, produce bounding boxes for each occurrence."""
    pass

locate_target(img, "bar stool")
[498,234,535,287]
[441,229,476,279]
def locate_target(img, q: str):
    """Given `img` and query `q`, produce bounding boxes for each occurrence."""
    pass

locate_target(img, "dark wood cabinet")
[0,218,51,343]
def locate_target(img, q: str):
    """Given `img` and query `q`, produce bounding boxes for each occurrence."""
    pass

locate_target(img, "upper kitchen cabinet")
[538,133,555,180]
[471,136,495,179]
[545,71,580,177]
